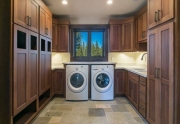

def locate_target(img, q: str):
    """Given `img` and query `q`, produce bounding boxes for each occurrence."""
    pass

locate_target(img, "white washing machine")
[91,65,114,100]
[66,65,88,100]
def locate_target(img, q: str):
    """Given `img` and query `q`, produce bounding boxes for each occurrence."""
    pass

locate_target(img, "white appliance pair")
[66,64,114,100]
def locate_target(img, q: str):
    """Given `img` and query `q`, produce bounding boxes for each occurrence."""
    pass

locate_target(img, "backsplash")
[51,52,147,68]
[51,52,70,68]
[108,52,147,67]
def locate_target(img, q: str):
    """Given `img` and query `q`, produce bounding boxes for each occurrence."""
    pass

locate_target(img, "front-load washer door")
[68,71,87,93]
[93,72,112,93]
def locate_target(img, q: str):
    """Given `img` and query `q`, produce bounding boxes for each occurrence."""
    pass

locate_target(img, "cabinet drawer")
[128,72,139,81]
[140,91,146,101]
[140,76,146,85]
[139,99,146,117]
[140,83,146,93]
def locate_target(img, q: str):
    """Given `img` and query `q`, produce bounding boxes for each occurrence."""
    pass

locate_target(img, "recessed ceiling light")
[107,0,113,4]
[62,0,67,4]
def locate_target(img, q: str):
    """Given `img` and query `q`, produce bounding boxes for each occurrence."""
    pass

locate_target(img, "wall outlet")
[111,57,114,61]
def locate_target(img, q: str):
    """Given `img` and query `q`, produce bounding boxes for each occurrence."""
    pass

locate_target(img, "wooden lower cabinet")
[139,76,147,118]
[114,69,126,96]
[52,69,65,96]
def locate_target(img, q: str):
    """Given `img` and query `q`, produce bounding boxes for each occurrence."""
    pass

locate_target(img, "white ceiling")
[42,0,147,24]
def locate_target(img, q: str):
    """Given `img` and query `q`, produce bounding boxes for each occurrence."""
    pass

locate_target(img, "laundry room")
[1,0,178,124]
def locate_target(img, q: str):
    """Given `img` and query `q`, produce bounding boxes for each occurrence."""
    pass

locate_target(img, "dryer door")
[67,71,87,93]
[93,72,112,93]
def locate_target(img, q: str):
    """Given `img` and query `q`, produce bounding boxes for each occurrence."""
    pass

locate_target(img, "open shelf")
[13,100,37,124]
[39,89,51,109]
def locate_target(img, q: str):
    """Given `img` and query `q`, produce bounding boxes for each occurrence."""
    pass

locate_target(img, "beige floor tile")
[48,117,61,124]
[79,117,99,124]
[103,108,113,112]
[96,104,111,108]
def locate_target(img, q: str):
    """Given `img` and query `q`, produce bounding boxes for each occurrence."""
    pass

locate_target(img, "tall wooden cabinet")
[13,24,38,116]
[148,0,174,29]
[147,22,174,124]
[14,0,39,33]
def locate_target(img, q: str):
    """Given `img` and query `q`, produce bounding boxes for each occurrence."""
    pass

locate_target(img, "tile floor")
[31,97,148,124]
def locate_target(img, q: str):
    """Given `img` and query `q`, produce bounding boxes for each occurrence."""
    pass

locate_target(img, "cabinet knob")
[158,10,161,21]
[29,17,31,26]
[26,16,29,26]
[155,11,158,22]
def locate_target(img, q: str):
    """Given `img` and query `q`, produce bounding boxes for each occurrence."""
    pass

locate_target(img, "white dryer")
[66,65,88,100]
[91,65,114,100]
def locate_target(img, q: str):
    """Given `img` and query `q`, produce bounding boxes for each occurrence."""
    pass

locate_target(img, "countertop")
[63,62,117,65]
[115,65,147,77]
[51,63,147,77]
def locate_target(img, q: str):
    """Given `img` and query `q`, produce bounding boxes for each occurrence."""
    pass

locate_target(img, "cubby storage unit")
[38,89,51,110]
[13,100,37,124]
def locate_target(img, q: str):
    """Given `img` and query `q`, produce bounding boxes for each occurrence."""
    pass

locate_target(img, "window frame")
[70,25,109,62]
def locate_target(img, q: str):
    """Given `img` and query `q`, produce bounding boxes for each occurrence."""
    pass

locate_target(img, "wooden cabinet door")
[138,12,147,42]
[148,0,160,29]
[53,70,64,95]
[157,22,174,124]
[58,25,69,52]
[114,70,125,96]
[14,0,29,28]
[28,31,38,104]
[122,22,134,51]
[109,25,122,52]
[13,24,29,115]
[147,27,158,124]
[52,23,58,52]
[40,8,46,37]
[28,0,39,33]
[39,35,47,95]
[158,0,174,25]
[46,14,52,39]
[132,79,139,109]
[46,38,52,89]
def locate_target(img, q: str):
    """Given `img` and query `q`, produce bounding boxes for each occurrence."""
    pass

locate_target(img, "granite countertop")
[115,65,147,77]
[63,62,117,65]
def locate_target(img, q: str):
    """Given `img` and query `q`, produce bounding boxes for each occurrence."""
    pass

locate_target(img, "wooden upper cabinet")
[122,21,134,52]
[14,0,39,33]
[109,25,122,52]
[148,0,174,29]
[40,7,52,39]
[14,0,29,28]
[28,0,39,32]
[138,12,147,42]
[58,25,69,52]
[52,23,58,52]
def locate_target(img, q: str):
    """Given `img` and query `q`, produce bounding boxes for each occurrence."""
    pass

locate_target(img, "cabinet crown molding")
[109,16,134,24]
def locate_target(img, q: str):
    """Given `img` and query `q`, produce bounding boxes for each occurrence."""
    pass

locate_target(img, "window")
[70,25,108,61]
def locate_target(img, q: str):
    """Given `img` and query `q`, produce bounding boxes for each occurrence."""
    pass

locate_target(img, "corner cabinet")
[14,0,39,33]
[148,0,174,29]
[147,22,174,124]
[109,17,134,52]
